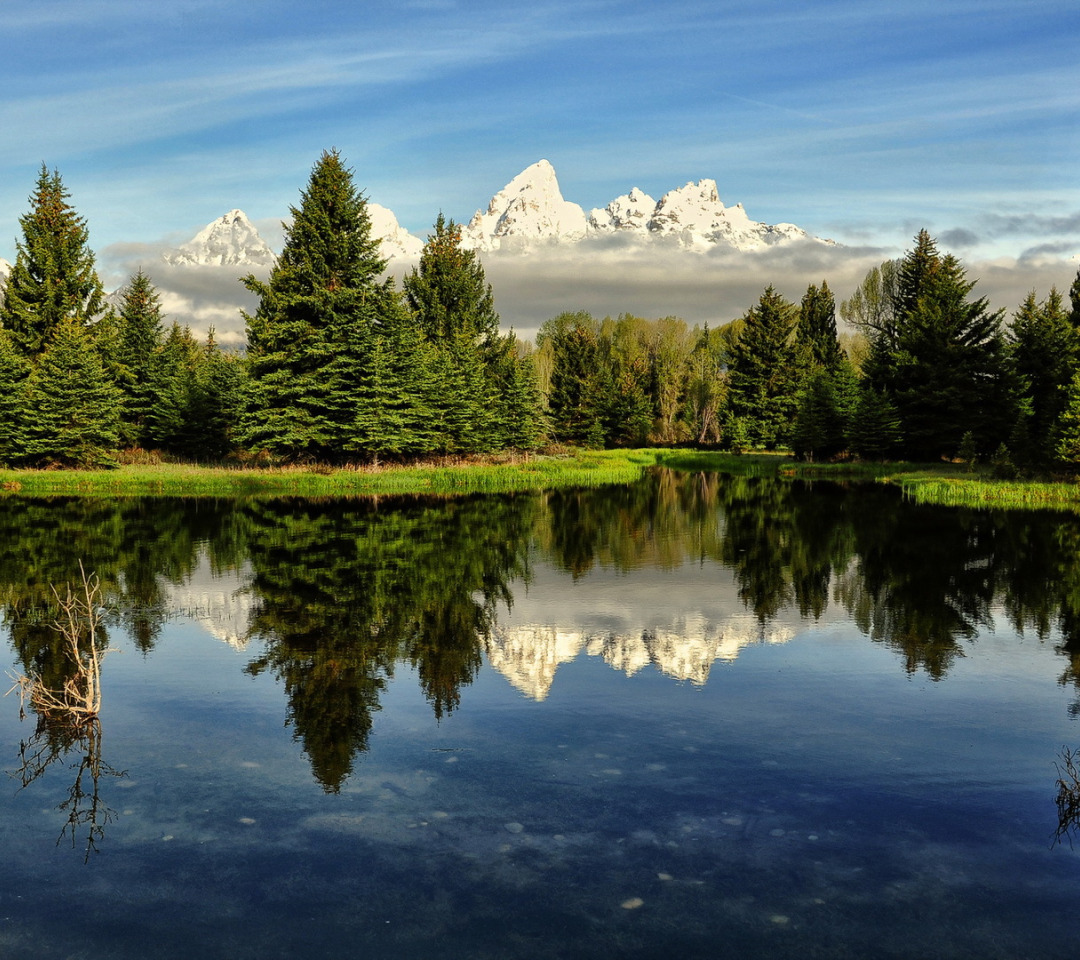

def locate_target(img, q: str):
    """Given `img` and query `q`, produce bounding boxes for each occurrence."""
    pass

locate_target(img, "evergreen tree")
[349,304,441,458]
[404,214,499,345]
[0,329,31,464]
[861,232,1011,460]
[792,369,843,462]
[797,281,844,372]
[850,387,902,461]
[184,329,244,460]
[726,286,799,448]
[147,322,200,451]
[113,270,166,448]
[23,318,121,467]
[0,166,108,358]
[404,213,541,451]
[1009,288,1076,464]
[487,339,546,450]
[1056,371,1080,467]
[543,317,610,447]
[240,150,391,460]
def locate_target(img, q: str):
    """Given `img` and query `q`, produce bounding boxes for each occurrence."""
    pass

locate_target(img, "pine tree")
[1056,371,1080,467]
[726,286,799,448]
[0,329,31,464]
[1009,288,1076,464]
[240,150,391,460]
[404,214,499,345]
[851,387,902,461]
[861,232,1011,460]
[792,369,843,462]
[797,281,844,372]
[0,166,108,358]
[404,214,542,451]
[545,320,610,447]
[114,270,166,448]
[23,318,121,467]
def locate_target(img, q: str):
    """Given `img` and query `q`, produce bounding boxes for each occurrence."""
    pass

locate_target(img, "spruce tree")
[1056,371,1080,467]
[0,329,31,464]
[23,318,121,467]
[404,214,499,345]
[114,269,166,448]
[1009,288,1076,463]
[726,286,799,448]
[404,213,542,451]
[797,281,843,372]
[861,232,1011,460]
[0,166,108,358]
[240,150,391,460]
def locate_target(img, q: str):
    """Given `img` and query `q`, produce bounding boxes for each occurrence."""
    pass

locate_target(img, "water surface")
[2,471,1079,958]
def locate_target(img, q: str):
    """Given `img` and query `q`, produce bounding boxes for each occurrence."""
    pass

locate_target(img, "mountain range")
[158,159,831,268]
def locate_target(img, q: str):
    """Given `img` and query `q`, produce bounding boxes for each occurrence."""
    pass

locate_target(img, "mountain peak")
[164,209,276,267]
[463,161,827,253]
[465,160,587,251]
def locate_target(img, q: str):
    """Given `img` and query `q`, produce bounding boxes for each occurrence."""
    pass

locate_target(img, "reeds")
[1053,745,1080,847]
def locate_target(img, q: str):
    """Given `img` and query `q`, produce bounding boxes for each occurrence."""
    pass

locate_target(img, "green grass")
[5,447,1080,512]
[655,450,1080,513]
[0,449,663,499]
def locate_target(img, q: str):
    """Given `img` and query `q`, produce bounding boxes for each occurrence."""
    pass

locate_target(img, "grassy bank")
[0,449,663,499]
[4,448,1079,511]
[655,450,1080,512]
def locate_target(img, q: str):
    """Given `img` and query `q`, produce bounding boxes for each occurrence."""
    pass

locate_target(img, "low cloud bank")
[101,238,1079,347]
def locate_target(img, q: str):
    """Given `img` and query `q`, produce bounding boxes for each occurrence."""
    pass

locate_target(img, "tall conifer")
[240,150,390,460]
[0,166,108,357]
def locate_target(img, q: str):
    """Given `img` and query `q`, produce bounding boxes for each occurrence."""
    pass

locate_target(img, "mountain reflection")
[4,470,1080,789]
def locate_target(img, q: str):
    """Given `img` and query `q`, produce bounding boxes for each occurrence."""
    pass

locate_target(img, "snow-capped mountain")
[159,161,827,271]
[464,159,828,253]
[465,159,589,251]
[164,209,276,267]
[368,203,424,260]
[0,257,11,284]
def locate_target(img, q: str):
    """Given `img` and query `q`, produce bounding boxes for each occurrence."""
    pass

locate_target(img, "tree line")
[1,153,1079,469]
[0,153,543,467]
[540,232,1080,471]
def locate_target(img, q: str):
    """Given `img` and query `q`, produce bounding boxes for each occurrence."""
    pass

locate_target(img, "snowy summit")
[158,161,829,269]
[463,160,828,253]
[464,159,589,251]
[164,209,275,267]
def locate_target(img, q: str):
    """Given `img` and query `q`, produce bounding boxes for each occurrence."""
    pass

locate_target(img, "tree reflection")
[5,472,1080,794]
[241,494,535,790]
[12,712,125,861]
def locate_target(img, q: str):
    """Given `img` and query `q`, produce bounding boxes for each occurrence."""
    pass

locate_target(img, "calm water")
[2,470,1079,958]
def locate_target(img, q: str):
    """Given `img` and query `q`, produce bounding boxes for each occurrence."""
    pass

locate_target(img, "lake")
[1,468,1079,958]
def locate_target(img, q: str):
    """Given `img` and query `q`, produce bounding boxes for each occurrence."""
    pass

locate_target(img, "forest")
[1,150,1080,473]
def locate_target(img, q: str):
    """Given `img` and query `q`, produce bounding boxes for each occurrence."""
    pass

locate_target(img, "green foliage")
[0,329,31,464]
[850,387,902,461]
[0,166,109,358]
[792,370,844,461]
[1009,288,1077,464]
[1055,371,1080,467]
[113,270,166,448]
[404,214,499,344]
[726,286,799,448]
[797,281,843,372]
[862,231,1011,460]
[22,319,121,467]
[240,149,392,460]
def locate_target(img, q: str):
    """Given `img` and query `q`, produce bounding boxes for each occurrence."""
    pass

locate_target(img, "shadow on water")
[3,470,1080,793]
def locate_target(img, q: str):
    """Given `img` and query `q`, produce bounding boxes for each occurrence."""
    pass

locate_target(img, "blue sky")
[1,0,1077,334]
